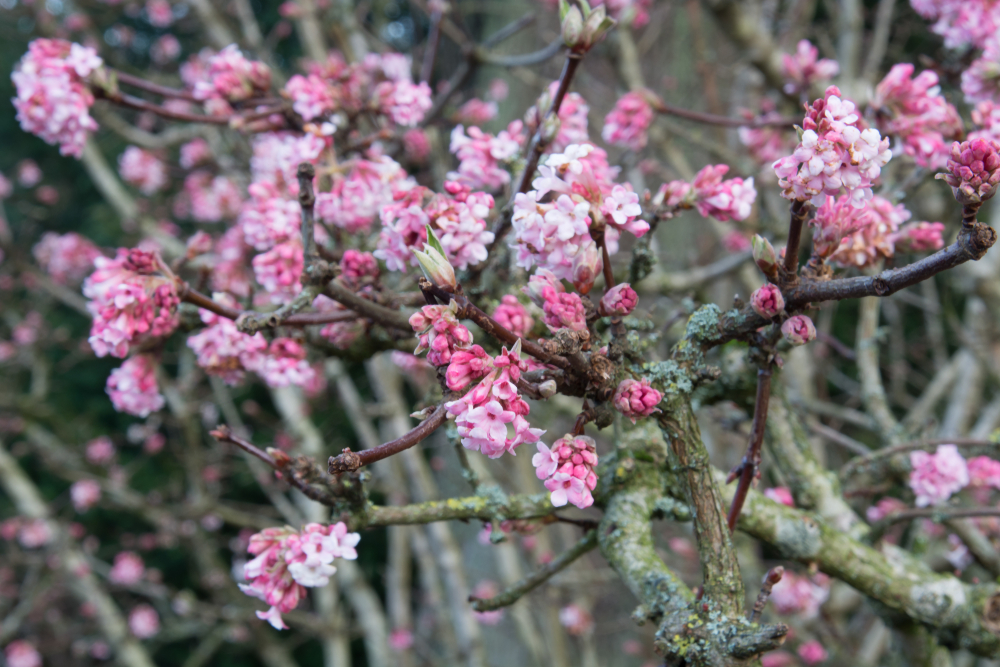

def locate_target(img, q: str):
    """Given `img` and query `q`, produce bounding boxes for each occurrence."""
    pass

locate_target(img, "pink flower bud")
[780,315,816,346]
[937,138,1000,206]
[600,283,638,316]
[612,378,662,424]
[750,284,785,318]
[752,234,778,278]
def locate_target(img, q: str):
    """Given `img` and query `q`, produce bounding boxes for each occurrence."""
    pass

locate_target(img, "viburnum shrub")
[3,0,1000,665]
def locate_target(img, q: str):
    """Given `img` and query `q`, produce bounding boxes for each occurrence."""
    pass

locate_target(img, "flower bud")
[750,284,784,319]
[412,226,457,290]
[561,4,585,49]
[752,234,778,279]
[538,379,557,398]
[600,283,638,317]
[581,5,616,49]
[781,315,816,346]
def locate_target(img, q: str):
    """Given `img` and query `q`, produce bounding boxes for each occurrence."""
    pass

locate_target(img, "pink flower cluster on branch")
[409,301,474,367]
[12,39,102,158]
[909,444,969,507]
[532,434,598,509]
[189,44,272,114]
[656,164,757,222]
[449,123,523,192]
[240,522,360,630]
[32,232,101,284]
[523,270,587,331]
[106,354,165,417]
[491,295,534,338]
[317,157,413,234]
[936,137,1000,206]
[612,378,662,423]
[602,91,654,151]
[118,146,168,194]
[781,40,839,96]
[773,86,892,207]
[910,0,1000,50]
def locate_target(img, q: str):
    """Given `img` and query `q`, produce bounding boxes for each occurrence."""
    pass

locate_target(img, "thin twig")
[726,366,773,532]
[749,566,784,622]
[328,405,448,474]
[841,438,999,478]
[420,7,444,83]
[470,530,597,611]
[114,70,198,100]
[95,88,230,125]
[782,199,810,278]
[210,425,278,467]
[650,98,797,128]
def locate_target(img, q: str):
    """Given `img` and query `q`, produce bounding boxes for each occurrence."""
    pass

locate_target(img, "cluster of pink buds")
[187,298,268,385]
[532,434,598,509]
[339,250,380,287]
[523,269,587,331]
[448,123,523,192]
[240,522,360,630]
[811,194,922,268]
[12,39,103,158]
[599,283,638,317]
[936,138,1000,207]
[282,51,431,128]
[190,45,272,111]
[316,156,413,234]
[781,315,816,346]
[409,301,474,367]
[250,132,326,195]
[248,338,317,389]
[453,98,498,125]
[872,64,963,169]
[911,0,1000,51]
[909,444,969,507]
[118,146,169,195]
[106,354,165,417]
[750,284,785,319]
[179,171,242,223]
[491,295,534,338]
[83,248,180,359]
[612,378,662,423]
[769,571,830,618]
[240,181,302,251]
[377,182,494,273]
[445,345,494,392]
[32,232,101,284]
[445,340,544,459]
[602,91,654,151]
[780,40,839,96]
[772,86,892,207]
[962,41,1000,104]
[656,164,757,222]
[211,227,254,297]
[252,240,304,304]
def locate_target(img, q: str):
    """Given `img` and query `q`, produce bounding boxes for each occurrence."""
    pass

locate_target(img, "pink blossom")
[246,338,316,388]
[937,138,1000,206]
[909,444,970,506]
[760,652,796,667]
[763,487,794,507]
[781,40,839,95]
[284,73,337,121]
[84,248,180,358]
[613,378,663,423]
[252,240,303,303]
[211,226,254,297]
[33,232,101,284]
[409,301,473,367]
[339,250,379,286]
[967,456,1000,490]
[526,83,589,151]
[179,171,242,223]
[600,283,638,316]
[317,157,411,234]
[454,98,497,125]
[533,434,598,509]
[602,91,654,151]
[491,295,534,338]
[192,44,271,103]
[145,0,173,27]
[250,132,325,196]
[559,604,594,635]
[769,571,829,618]
[448,124,521,191]
[892,221,946,252]
[86,436,115,465]
[17,520,52,548]
[239,182,301,251]
[602,184,649,237]
[106,355,165,417]
[118,147,168,195]
[375,79,433,126]
[187,300,268,385]
[797,640,828,665]
[911,0,1000,50]
[110,551,146,584]
[70,479,102,512]
[772,86,891,207]
[4,641,42,667]
[403,129,431,162]
[179,138,211,169]
[445,345,494,392]
[150,34,181,64]
[471,581,504,625]
[750,284,785,318]
[873,64,962,169]
[781,315,816,346]
[388,628,414,651]
[962,41,1000,104]
[12,39,102,157]
[542,290,587,332]
[128,604,160,638]
[18,160,42,187]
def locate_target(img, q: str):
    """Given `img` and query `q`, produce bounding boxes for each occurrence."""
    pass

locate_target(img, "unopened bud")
[266,448,292,466]
[581,5,616,49]
[538,379,557,398]
[540,113,562,146]
[561,5,585,48]
[412,226,457,290]
[752,234,778,279]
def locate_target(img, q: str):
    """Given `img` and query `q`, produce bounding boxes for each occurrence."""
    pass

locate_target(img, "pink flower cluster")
[750,284,784,318]
[129,604,160,639]
[187,301,267,385]
[376,181,494,272]
[781,315,816,346]
[600,283,638,317]
[937,137,1000,206]
[445,345,494,392]
[33,232,101,284]
[491,295,534,338]
[71,479,102,512]
[283,51,431,127]
[316,156,413,234]
[118,146,169,194]
[84,248,180,358]
[781,40,839,96]
[250,132,326,195]
[190,44,272,110]
[769,571,829,618]
[12,39,102,158]
[532,434,598,509]
[211,227,254,297]
[448,123,522,191]
[446,341,544,459]
[249,338,317,388]
[602,91,654,151]
[240,522,360,630]
[454,98,497,125]
[739,103,796,166]
[240,182,301,251]
[410,301,473,367]
[339,250,379,287]
[106,354,165,417]
[613,378,662,423]
[4,641,41,667]
[872,64,962,169]
[962,41,1000,104]
[910,0,1000,50]
[657,164,757,222]
[909,444,969,507]
[178,171,242,223]
[772,86,892,207]
[523,269,587,331]
[252,240,303,304]
[811,194,933,268]
[109,551,146,584]
[797,640,828,666]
